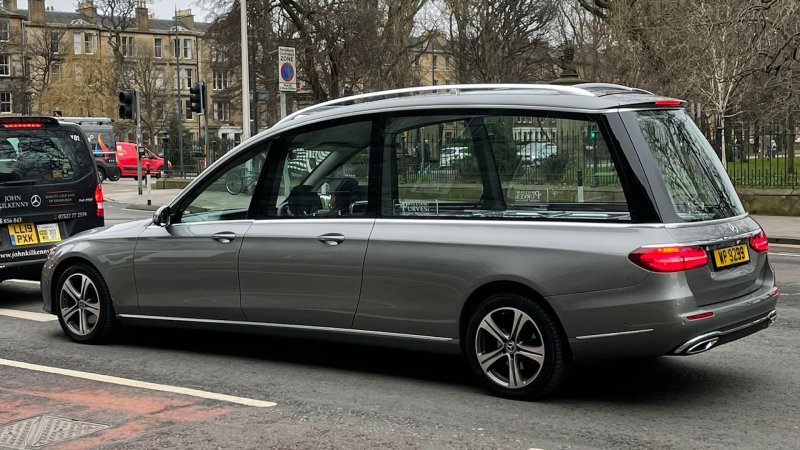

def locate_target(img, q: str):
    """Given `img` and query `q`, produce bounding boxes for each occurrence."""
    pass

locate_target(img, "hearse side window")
[383,112,631,221]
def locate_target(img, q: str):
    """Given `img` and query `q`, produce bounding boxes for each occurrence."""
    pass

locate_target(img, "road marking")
[0,308,58,322]
[0,358,277,408]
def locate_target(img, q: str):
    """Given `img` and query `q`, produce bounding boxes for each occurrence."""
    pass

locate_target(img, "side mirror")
[153,205,172,227]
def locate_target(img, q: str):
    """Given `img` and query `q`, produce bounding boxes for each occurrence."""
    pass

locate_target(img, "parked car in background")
[0,117,104,283]
[439,146,471,168]
[41,84,778,400]
[517,141,558,165]
[115,142,171,178]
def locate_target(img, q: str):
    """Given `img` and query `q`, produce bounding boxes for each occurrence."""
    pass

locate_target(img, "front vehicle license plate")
[713,244,750,269]
[37,223,62,243]
[8,223,39,246]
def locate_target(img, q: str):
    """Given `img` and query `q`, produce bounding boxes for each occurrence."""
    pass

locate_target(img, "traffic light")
[119,89,136,119]
[189,82,206,114]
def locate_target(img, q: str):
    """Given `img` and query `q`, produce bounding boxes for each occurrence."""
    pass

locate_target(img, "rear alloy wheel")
[56,264,117,344]
[96,167,106,183]
[465,293,569,399]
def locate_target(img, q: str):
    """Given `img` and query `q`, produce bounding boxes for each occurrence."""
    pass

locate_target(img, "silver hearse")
[41,84,778,399]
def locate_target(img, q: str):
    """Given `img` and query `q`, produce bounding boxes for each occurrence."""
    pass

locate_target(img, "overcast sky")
[16,0,213,22]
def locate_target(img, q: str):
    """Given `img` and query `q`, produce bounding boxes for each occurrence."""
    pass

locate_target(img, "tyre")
[55,264,117,344]
[96,167,106,183]
[108,171,121,182]
[225,172,243,195]
[465,293,569,399]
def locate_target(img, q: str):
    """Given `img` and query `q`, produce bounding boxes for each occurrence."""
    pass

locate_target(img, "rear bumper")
[673,309,776,355]
[566,283,779,360]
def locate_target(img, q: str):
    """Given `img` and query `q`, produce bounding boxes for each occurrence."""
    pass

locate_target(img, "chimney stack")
[78,1,97,20]
[28,0,45,23]
[175,9,194,30]
[136,0,148,31]
[3,0,17,12]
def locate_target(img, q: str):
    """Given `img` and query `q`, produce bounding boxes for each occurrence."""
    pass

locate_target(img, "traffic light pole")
[203,81,210,165]
[136,90,143,195]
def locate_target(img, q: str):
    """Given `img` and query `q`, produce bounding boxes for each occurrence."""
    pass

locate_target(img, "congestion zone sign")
[278,46,296,92]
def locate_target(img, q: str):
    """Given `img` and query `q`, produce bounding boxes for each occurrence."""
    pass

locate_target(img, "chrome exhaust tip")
[768,310,777,324]
[684,337,719,355]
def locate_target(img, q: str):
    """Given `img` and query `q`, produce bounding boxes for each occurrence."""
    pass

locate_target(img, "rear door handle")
[318,233,345,246]
[212,231,237,243]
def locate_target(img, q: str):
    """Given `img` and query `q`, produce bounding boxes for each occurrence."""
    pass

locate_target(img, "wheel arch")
[49,256,104,313]
[459,280,569,353]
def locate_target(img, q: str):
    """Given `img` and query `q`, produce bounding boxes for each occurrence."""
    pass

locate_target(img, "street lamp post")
[240,0,251,141]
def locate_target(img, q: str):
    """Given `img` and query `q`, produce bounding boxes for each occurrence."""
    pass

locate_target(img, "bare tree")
[444,0,559,83]
[92,0,138,84]
[25,24,66,112]
[124,41,176,145]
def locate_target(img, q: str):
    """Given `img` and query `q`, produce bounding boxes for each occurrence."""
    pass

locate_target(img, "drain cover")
[0,415,109,449]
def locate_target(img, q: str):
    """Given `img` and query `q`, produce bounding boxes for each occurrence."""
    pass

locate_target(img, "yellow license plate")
[713,244,750,268]
[8,223,39,246]
[37,223,62,243]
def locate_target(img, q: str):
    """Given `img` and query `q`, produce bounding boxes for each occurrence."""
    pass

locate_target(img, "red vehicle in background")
[115,142,171,178]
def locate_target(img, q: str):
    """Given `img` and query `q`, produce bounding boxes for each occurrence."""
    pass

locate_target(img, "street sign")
[278,46,296,92]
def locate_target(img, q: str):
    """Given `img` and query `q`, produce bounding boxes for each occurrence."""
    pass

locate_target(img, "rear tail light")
[628,245,709,272]
[654,99,683,106]
[749,230,768,253]
[2,123,44,128]
[95,183,104,218]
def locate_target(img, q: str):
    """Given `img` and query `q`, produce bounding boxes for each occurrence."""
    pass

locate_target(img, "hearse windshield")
[0,129,94,185]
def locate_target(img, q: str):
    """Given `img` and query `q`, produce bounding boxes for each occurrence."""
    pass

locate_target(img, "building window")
[212,71,228,90]
[432,55,438,69]
[185,100,193,119]
[50,32,61,54]
[173,38,180,58]
[185,68,193,88]
[121,36,134,57]
[414,56,420,67]
[0,21,9,42]
[213,101,229,121]
[84,33,96,54]
[154,38,163,58]
[51,63,61,81]
[444,56,450,70]
[73,32,82,55]
[0,92,11,113]
[210,47,226,63]
[154,70,164,88]
[183,39,192,59]
[0,55,9,77]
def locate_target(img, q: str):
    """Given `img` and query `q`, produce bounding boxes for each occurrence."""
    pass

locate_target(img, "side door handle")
[318,233,345,246]
[212,231,237,243]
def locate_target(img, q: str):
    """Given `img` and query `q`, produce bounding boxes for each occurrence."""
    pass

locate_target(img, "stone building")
[0,0,241,150]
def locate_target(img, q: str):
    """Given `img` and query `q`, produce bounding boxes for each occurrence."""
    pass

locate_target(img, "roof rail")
[573,83,653,95]
[278,83,596,124]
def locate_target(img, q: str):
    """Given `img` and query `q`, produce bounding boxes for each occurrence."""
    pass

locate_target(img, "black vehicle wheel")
[108,171,121,182]
[465,293,569,400]
[55,264,118,344]
[96,167,106,183]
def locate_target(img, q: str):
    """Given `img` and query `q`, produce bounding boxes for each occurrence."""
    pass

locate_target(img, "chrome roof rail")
[278,83,597,124]
[573,83,654,95]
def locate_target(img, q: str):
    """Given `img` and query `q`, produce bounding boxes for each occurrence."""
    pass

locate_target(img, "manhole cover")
[0,415,109,449]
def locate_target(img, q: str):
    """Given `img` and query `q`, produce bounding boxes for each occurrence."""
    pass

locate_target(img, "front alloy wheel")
[466,293,569,399]
[56,264,117,343]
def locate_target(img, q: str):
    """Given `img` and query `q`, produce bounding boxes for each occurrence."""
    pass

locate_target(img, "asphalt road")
[0,202,798,449]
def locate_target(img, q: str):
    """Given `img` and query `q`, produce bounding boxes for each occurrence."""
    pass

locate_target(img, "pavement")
[101,179,800,245]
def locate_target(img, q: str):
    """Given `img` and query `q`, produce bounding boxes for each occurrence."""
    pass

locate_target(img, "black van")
[0,116,104,282]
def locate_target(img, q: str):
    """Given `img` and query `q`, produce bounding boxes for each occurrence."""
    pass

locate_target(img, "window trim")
[154,37,163,58]
[0,55,9,77]
[0,91,11,113]
[0,21,9,42]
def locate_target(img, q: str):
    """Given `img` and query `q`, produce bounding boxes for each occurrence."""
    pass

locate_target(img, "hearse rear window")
[0,129,94,185]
